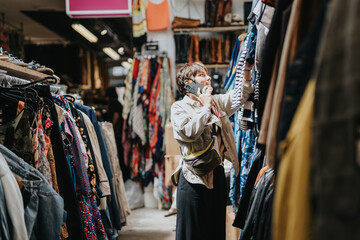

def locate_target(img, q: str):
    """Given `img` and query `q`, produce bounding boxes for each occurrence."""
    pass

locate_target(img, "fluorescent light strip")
[103,47,121,60]
[71,24,98,43]
[101,29,108,35]
[121,61,131,69]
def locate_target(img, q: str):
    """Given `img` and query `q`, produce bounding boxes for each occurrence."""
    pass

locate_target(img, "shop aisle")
[117,208,176,240]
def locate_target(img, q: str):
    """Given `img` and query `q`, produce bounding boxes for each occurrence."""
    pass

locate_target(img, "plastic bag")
[125,179,144,210]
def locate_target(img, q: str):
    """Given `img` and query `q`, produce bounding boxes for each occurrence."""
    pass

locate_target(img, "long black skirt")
[176,165,227,240]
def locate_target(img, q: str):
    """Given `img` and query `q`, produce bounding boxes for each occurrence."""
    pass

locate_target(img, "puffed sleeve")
[213,82,255,117]
[170,101,212,143]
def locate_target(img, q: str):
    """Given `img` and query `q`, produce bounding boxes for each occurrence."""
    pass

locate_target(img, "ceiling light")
[128,58,133,63]
[71,24,98,43]
[118,47,124,55]
[103,47,121,60]
[101,29,108,35]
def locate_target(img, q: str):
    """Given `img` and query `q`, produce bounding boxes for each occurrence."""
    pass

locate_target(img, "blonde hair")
[176,62,208,94]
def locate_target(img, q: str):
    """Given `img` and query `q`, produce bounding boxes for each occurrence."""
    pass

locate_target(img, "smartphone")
[184,80,205,97]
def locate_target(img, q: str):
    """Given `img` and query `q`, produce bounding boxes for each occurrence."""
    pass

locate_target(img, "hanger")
[0,74,61,94]
[13,76,57,88]
[160,51,168,58]
[0,86,40,115]
[64,94,75,103]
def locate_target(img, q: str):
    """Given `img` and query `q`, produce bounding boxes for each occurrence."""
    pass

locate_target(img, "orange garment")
[255,166,270,186]
[17,101,25,114]
[147,0,170,31]
[148,62,162,154]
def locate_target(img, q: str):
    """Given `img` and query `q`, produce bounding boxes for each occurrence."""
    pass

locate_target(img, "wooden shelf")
[0,60,48,80]
[173,25,247,33]
[176,63,229,69]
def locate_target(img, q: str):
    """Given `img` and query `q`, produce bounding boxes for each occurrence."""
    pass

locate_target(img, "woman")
[171,62,254,240]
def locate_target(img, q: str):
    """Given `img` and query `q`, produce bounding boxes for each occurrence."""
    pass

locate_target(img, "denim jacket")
[0,144,65,240]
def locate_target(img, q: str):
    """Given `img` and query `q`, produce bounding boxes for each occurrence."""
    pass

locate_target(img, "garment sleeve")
[215,82,255,117]
[171,102,212,143]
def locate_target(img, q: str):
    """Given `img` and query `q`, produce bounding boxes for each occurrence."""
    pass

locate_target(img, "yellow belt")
[183,138,214,160]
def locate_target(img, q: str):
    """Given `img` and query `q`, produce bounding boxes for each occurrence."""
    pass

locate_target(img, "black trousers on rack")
[35,85,84,240]
[176,165,227,240]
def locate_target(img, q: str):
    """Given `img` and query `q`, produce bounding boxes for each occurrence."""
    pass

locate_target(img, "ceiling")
[0,0,133,60]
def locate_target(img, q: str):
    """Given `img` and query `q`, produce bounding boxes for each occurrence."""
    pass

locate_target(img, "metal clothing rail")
[0,72,61,94]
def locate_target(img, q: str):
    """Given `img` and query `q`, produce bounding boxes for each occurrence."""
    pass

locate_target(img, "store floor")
[117,208,176,240]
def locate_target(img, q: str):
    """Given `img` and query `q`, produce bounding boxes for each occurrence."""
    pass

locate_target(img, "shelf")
[176,63,229,69]
[0,60,48,80]
[173,25,247,33]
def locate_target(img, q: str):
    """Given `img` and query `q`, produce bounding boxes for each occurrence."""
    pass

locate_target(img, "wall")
[145,0,247,91]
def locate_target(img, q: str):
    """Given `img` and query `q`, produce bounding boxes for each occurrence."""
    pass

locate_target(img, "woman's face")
[194,68,211,87]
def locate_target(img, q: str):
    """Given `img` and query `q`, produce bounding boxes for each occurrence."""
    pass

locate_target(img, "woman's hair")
[176,62,208,95]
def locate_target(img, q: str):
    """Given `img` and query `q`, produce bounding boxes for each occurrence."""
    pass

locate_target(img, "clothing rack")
[0,72,61,94]
[141,50,168,59]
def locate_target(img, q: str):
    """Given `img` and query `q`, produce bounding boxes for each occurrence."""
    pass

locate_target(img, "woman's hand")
[197,85,213,109]
[245,62,254,70]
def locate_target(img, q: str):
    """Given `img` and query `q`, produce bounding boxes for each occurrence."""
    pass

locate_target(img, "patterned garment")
[122,59,136,120]
[148,62,162,155]
[138,58,150,105]
[47,143,59,193]
[78,194,106,240]
[225,38,241,88]
[239,25,259,131]
[229,166,238,212]
[225,38,246,91]
[53,95,71,113]
[46,140,69,240]
[239,129,257,197]
[42,104,61,193]
[231,37,249,109]
[64,113,91,195]
[33,112,53,185]
[154,163,171,209]
[130,61,146,145]
[71,106,98,196]
[158,57,174,129]
[60,105,106,239]
[230,111,242,210]
[228,39,252,209]
[132,0,147,38]
[131,143,141,176]
[60,122,77,189]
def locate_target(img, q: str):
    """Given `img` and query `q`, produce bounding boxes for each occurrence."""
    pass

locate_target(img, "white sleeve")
[170,102,212,143]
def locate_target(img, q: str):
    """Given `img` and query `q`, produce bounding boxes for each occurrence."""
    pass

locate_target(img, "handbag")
[171,16,201,29]
[183,136,221,177]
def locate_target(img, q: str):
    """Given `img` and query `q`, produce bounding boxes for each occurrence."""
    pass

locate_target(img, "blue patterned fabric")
[229,110,242,210]
[225,38,240,88]
[229,166,237,212]
[225,38,248,91]
[239,129,257,197]
[228,38,251,210]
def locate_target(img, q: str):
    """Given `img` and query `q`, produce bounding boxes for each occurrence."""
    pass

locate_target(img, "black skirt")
[176,165,227,240]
